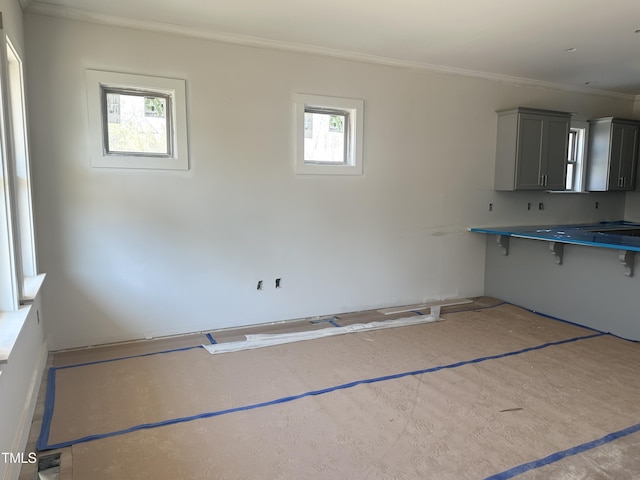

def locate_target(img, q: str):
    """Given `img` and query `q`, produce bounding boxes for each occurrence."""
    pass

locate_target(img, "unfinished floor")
[19,297,640,479]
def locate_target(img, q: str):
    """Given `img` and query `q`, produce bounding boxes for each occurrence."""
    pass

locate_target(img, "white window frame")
[85,70,189,170]
[566,121,588,192]
[295,93,363,175]
[6,38,37,282]
[0,29,21,311]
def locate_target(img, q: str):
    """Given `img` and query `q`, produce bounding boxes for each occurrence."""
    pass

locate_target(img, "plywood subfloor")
[21,297,640,479]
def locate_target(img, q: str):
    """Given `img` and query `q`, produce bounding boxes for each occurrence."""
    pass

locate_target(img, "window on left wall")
[86,70,189,170]
[0,31,38,311]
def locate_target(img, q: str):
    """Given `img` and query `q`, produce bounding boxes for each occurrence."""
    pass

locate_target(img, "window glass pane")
[105,92,169,155]
[566,163,574,190]
[7,39,36,280]
[567,131,576,161]
[303,111,346,164]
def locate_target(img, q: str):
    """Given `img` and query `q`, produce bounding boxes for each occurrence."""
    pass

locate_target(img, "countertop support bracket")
[496,235,510,256]
[618,250,635,277]
[549,242,564,265]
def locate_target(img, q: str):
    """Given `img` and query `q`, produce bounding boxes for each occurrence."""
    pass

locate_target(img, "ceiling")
[25,0,640,96]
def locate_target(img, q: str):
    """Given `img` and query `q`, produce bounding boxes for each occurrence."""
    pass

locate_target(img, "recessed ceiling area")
[23,0,640,95]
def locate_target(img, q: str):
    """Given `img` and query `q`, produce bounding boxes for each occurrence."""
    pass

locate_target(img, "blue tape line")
[521,307,605,335]
[439,301,506,316]
[509,302,637,342]
[307,317,341,327]
[410,310,424,316]
[206,333,217,344]
[38,331,604,451]
[451,300,633,342]
[526,308,639,342]
[56,345,205,371]
[485,422,640,479]
[37,368,57,451]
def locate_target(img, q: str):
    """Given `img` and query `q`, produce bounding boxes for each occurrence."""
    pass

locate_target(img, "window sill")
[0,273,45,364]
[23,273,46,303]
[546,190,588,194]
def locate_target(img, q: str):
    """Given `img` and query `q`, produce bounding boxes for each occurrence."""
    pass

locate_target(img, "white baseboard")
[4,339,48,480]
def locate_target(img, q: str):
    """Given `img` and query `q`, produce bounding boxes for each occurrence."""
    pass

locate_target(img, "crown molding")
[25,1,638,102]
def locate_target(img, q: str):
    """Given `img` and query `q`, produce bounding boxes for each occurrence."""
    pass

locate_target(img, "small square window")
[103,89,171,156]
[295,94,363,175]
[303,109,348,164]
[86,70,189,170]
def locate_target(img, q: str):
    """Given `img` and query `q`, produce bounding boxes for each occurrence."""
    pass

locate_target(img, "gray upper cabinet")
[494,107,571,191]
[586,118,639,192]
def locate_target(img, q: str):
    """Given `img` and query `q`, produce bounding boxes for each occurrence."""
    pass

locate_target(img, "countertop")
[469,221,640,252]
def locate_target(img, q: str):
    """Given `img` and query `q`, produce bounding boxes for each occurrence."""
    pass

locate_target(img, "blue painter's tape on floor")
[37,369,57,451]
[206,333,217,344]
[485,422,640,479]
[310,317,341,327]
[443,301,506,314]
[37,331,604,451]
[57,345,205,371]
[329,318,341,327]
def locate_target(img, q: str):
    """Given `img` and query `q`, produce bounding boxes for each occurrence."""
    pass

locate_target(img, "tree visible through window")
[303,109,348,164]
[86,69,189,170]
[294,93,363,175]
[103,89,171,156]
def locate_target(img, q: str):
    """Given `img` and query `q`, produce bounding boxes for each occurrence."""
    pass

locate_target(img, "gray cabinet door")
[515,114,545,189]
[494,107,571,191]
[610,123,638,190]
[544,117,570,190]
[514,112,568,190]
[587,118,640,192]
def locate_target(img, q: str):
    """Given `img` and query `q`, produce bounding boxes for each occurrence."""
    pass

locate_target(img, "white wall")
[25,14,637,351]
